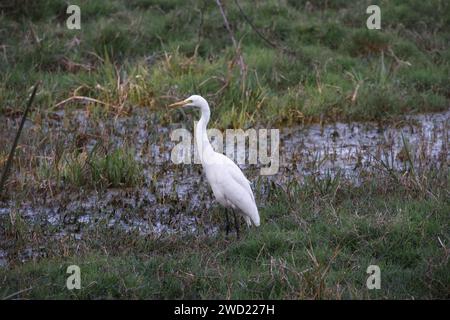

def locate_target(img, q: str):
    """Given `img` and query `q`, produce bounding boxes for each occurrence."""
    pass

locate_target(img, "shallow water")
[281,111,448,179]
[0,108,448,266]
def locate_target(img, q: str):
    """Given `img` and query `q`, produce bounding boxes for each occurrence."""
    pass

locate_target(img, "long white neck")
[195,102,214,163]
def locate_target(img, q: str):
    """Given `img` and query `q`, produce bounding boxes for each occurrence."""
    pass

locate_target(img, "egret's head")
[168,95,208,110]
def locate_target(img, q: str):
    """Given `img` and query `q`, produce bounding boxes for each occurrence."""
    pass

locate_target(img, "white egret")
[169,95,260,238]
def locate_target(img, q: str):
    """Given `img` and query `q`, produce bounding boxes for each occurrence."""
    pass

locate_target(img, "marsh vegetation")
[0,0,449,299]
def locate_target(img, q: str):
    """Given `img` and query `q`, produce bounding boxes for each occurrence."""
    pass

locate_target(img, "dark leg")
[225,209,231,236]
[232,209,240,240]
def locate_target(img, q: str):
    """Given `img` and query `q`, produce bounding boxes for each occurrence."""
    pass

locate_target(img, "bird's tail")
[249,203,260,227]
[237,185,260,227]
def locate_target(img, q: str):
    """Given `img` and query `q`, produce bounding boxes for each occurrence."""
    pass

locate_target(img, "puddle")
[0,107,448,265]
[280,111,449,180]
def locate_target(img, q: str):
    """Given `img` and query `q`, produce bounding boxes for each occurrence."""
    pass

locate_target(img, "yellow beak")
[168,99,192,108]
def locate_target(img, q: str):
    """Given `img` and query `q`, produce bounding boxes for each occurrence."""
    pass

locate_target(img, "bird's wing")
[206,152,259,226]
[218,154,255,202]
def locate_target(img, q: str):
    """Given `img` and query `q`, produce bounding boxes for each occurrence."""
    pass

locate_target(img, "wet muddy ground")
[0,108,448,266]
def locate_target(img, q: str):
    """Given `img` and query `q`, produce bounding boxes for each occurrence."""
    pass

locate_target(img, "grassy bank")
[1,0,449,128]
[1,169,448,299]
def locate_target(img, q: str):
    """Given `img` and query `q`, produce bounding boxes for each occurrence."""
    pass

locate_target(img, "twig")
[233,0,306,60]
[233,0,277,50]
[54,95,110,108]
[351,83,360,103]
[388,47,412,67]
[215,0,247,82]
[0,82,40,196]
[195,0,207,44]
[2,287,33,300]
[437,236,446,250]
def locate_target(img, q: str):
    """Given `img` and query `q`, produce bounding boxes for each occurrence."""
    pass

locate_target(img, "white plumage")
[169,95,260,235]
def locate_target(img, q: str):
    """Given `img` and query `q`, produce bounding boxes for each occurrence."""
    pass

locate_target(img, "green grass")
[0,0,449,300]
[62,147,143,189]
[1,0,449,128]
[1,170,448,299]
[33,145,143,190]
